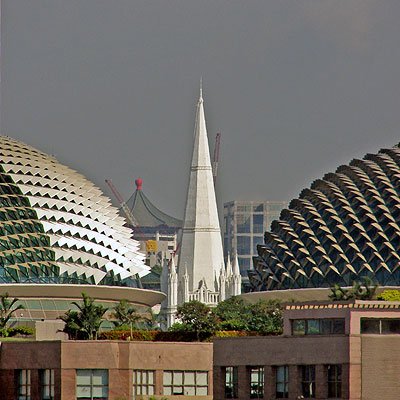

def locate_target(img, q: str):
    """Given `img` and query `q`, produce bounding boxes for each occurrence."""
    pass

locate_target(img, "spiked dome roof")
[249,144,400,292]
[0,136,148,285]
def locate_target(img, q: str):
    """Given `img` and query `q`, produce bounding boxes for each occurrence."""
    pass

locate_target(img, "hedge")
[98,330,280,342]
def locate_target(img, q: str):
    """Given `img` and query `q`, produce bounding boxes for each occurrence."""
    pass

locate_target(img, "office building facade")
[223,201,288,276]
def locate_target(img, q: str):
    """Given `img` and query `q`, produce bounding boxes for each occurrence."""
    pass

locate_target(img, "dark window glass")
[381,319,400,334]
[361,319,380,334]
[276,366,289,398]
[332,319,345,334]
[327,365,342,398]
[237,236,251,255]
[253,215,264,233]
[301,365,315,398]
[320,319,332,334]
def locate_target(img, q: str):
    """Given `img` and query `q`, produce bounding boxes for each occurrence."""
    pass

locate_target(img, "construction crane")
[212,132,221,187]
[105,179,138,226]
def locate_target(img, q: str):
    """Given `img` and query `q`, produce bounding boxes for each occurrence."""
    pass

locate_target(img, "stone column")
[289,365,301,400]
[213,366,226,400]
[264,365,274,400]
[315,364,326,399]
[238,365,250,400]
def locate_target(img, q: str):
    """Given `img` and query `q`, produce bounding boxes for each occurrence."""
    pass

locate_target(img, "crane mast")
[212,132,221,187]
[105,179,138,226]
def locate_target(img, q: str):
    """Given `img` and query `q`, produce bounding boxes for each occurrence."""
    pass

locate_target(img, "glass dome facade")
[0,137,148,286]
[249,144,400,291]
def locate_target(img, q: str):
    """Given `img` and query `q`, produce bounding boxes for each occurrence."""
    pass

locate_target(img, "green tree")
[58,310,83,340]
[65,293,108,340]
[246,299,283,333]
[213,296,249,331]
[213,297,283,333]
[0,292,25,337]
[112,299,142,338]
[172,300,218,341]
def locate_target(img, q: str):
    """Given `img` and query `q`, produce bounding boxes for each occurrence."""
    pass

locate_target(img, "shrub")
[8,326,35,337]
[376,290,400,301]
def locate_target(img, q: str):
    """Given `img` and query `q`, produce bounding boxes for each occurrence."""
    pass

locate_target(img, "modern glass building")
[249,144,400,293]
[223,201,288,276]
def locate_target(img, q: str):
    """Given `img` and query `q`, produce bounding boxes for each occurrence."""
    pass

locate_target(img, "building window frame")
[292,319,345,336]
[17,369,31,400]
[133,370,155,398]
[41,369,55,400]
[224,366,238,399]
[275,365,289,399]
[361,318,400,334]
[76,369,108,400]
[163,370,208,396]
[249,366,264,398]
[327,364,342,398]
[301,365,316,398]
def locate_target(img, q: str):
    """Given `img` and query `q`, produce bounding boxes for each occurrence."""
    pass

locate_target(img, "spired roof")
[249,143,400,292]
[0,136,149,286]
[125,179,182,228]
[178,89,224,290]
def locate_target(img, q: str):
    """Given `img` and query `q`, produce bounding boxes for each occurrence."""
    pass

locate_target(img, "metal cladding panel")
[249,144,400,291]
[0,136,148,285]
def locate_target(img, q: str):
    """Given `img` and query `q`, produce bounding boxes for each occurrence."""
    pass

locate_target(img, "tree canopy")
[169,297,283,340]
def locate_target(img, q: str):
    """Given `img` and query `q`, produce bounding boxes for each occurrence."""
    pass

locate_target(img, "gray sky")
[3,0,400,219]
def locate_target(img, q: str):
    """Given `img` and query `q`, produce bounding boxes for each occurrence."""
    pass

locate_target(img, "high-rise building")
[223,201,288,277]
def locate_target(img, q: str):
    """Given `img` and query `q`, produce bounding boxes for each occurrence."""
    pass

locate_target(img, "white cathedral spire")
[178,88,225,292]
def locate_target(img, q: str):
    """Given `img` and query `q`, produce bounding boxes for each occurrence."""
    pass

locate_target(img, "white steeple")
[232,252,242,296]
[178,85,225,292]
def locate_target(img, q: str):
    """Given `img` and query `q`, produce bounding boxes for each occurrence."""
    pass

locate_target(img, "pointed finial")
[199,77,203,100]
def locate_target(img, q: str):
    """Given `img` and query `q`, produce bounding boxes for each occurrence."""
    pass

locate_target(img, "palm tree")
[112,299,142,338]
[142,308,160,330]
[71,293,108,340]
[0,292,25,337]
[58,310,82,340]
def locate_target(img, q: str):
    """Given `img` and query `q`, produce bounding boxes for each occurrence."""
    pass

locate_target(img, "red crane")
[212,132,221,187]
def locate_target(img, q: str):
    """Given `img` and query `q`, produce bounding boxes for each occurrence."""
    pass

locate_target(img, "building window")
[76,369,108,400]
[237,236,251,255]
[237,214,251,233]
[301,365,315,398]
[133,370,155,398]
[361,318,400,334]
[225,367,238,398]
[292,319,345,335]
[41,369,55,400]
[163,370,208,396]
[253,215,264,233]
[250,367,264,398]
[276,366,289,398]
[18,370,31,400]
[327,365,342,398]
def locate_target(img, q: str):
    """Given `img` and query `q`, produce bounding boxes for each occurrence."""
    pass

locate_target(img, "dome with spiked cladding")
[0,136,148,286]
[249,143,400,292]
